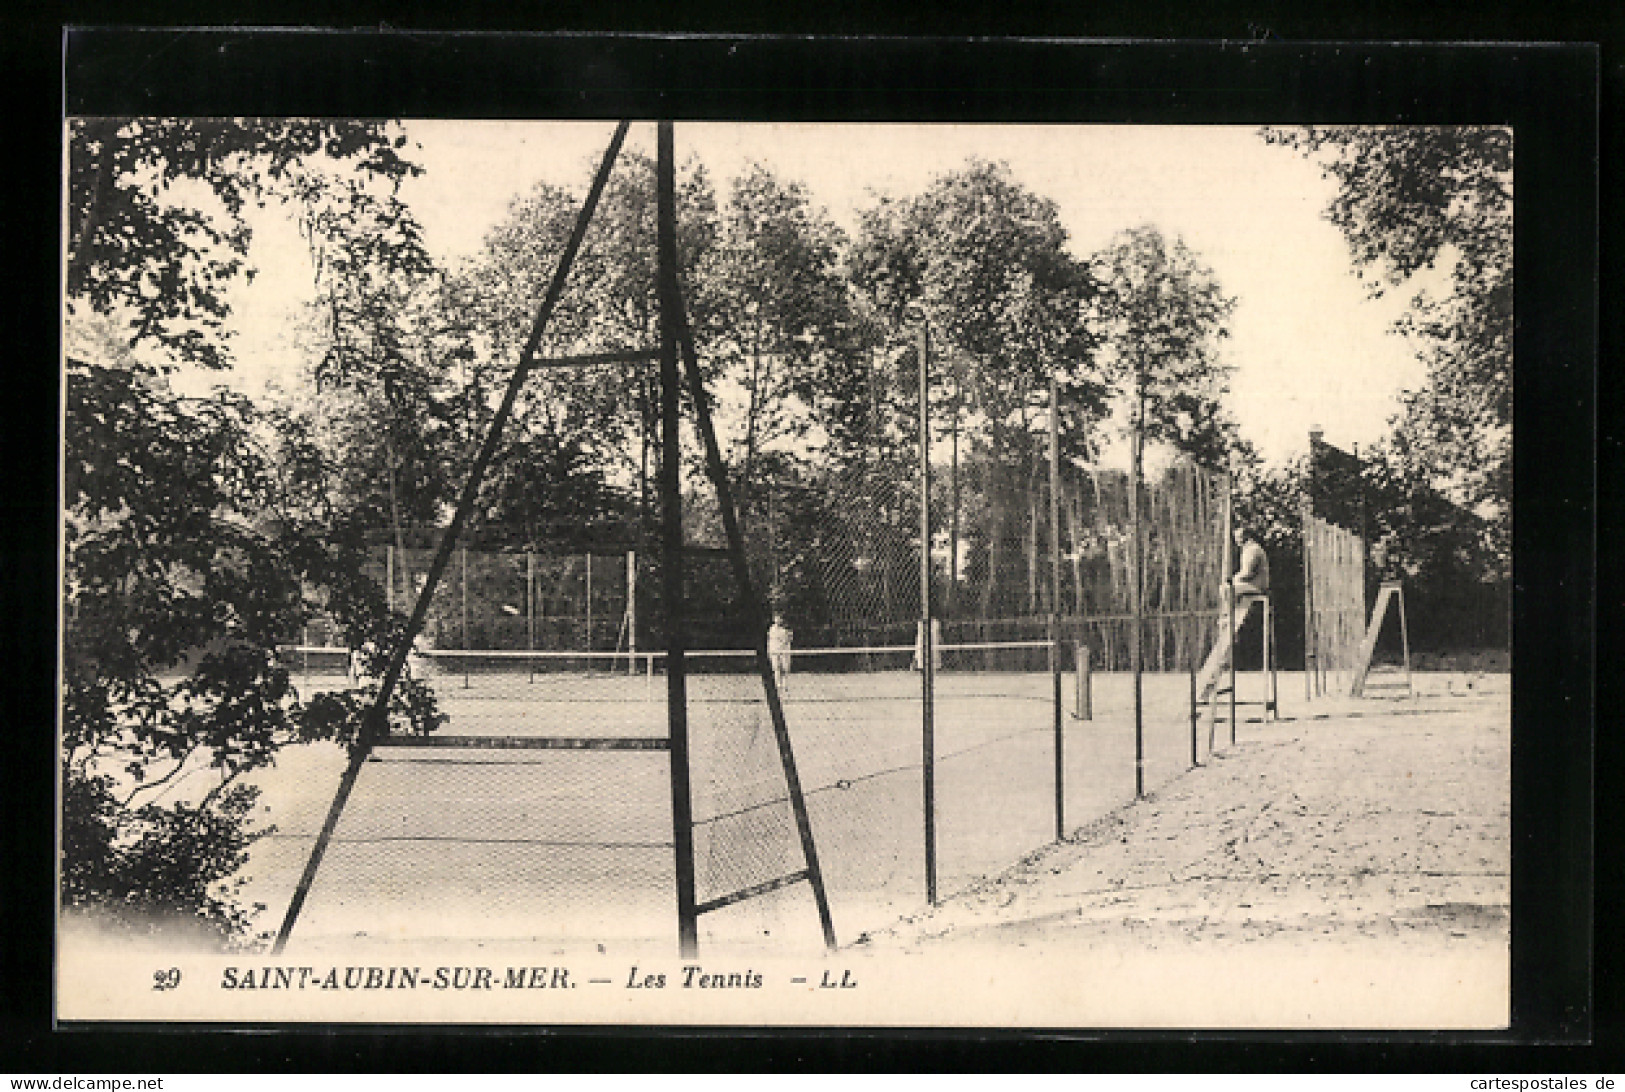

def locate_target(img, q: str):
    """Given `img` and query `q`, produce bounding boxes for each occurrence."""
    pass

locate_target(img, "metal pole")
[1264,600,1275,719]
[656,121,699,958]
[527,550,535,683]
[1189,610,1199,766]
[1049,369,1064,841]
[271,120,631,955]
[918,319,937,905]
[1130,397,1144,798]
[585,552,594,651]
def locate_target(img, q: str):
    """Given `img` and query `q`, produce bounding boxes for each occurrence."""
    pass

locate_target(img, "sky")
[222,121,1432,467]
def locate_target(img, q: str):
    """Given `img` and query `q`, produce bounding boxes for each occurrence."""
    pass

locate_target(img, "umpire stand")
[1204,592,1278,744]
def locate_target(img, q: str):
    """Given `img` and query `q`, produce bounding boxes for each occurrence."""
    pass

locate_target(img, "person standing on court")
[767,611,793,690]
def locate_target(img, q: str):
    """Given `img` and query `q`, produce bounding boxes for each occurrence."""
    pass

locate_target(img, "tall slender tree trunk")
[385,433,413,610]
[1065,484,1084,614]
[948,374,960,617]
[1027,464,1041,613]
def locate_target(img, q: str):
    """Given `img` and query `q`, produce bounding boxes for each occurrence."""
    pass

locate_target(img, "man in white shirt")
[1223,522,1270,606]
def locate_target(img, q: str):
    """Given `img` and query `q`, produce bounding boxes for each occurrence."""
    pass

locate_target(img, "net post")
[656,121,699,959]
[585,552,594,651]
[1075,641,1092,720]
[526,550,536,683]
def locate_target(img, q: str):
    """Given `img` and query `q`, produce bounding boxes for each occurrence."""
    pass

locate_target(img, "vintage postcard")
[57,38,1551,1031]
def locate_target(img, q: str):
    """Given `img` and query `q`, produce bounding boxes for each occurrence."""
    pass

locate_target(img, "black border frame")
[14,29,1600,1070]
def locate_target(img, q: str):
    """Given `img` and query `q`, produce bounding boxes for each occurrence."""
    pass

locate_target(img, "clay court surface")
[226,666,1507,967]
[58,667,1509,1026]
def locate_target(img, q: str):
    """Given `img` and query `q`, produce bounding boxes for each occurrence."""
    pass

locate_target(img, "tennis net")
[276,639,1064,727]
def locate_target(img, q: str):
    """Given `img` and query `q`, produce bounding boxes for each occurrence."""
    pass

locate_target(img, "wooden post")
[585,551,594,651]
[1075,643,1092,721]
[1265,599,1277,719]
[527,549,535,683]
[1397,582,1413,697]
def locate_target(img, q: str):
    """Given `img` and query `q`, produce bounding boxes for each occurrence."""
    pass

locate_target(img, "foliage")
[703,162,857,491]
[62,118,437,947]
[452,151,720,528]
[1087,225,1241,469]
[66,118,418,371]
[846,161,1102,619]
[1263,126,1512,564]
[850,161,1102,456]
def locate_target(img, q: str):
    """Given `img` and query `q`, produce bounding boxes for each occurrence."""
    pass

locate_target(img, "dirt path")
[860,690,1510,957]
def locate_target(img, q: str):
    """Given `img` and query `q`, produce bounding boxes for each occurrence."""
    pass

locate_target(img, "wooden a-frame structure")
[270,122,836,958]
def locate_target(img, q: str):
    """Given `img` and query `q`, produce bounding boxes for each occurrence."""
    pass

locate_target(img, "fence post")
[1075,642,1092,721]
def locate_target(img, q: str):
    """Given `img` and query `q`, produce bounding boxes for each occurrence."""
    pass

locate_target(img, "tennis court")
[246,642,1247,953]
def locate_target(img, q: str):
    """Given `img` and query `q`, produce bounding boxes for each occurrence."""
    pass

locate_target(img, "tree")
[67,118,418,372]
[291,181,458,604]
[1263,126,1512,565]
[1087,225,1240,470]
[848,160,1101,618]
[62,118,439,947]
[453,151,720,536]
[704,163,854,495]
